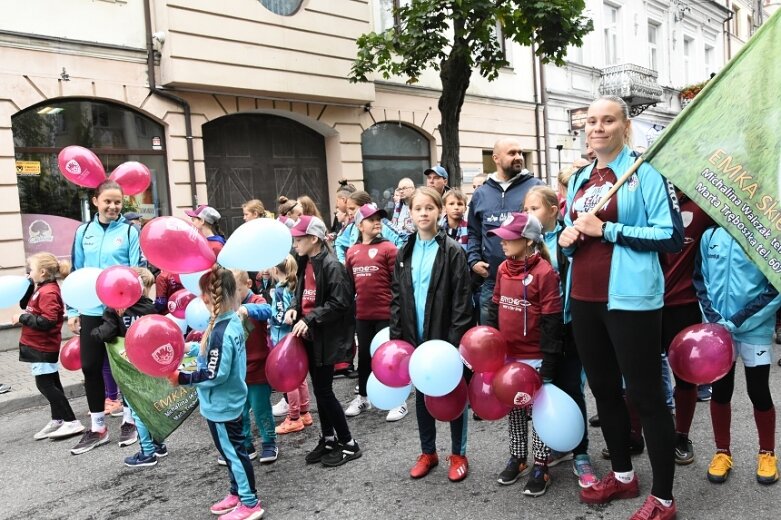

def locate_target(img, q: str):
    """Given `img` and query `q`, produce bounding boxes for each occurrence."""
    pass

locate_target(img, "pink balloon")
[459,326,508,372]
[669,323,734,385]
[265,334,309,392]
[140,217,216,273]
[468,371,512,420]
[425,378,468,422]
[492,362,542,407]
[109,161,152,196]
[167,289,196,319]
[125,315,185,377]
[60,337,81,371]
[57,146,106,188]
[96,266,142,309]
[371,339,415,388]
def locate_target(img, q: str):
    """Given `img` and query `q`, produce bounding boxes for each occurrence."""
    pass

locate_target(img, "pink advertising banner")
[21,214,82,261]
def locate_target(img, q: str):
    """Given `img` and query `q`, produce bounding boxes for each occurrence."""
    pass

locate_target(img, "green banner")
[106,338,199,443]
[644,9,781,291]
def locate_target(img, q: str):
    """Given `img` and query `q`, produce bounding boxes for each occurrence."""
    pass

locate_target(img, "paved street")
[1,361,780,520]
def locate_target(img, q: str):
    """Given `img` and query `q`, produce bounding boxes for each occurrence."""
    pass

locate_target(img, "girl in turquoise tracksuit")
[168,266,265,519]
[693,226,781,486]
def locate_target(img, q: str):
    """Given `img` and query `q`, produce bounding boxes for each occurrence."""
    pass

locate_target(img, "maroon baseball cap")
[185,205,221,224]
[487,212,543,242]
[354,203,387,227]
[290,215,327,240]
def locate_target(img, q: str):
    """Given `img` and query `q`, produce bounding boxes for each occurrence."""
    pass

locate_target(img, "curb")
[0,381,85,416]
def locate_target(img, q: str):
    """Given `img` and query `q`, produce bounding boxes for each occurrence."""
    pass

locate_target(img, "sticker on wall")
[152,136,162,150]
[16,160,41,176]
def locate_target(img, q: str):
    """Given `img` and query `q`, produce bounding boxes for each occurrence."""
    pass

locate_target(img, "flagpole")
[588,156,645,214]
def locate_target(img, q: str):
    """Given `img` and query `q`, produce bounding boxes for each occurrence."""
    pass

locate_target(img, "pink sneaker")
[222,503,265,520]
[210,494,239,515]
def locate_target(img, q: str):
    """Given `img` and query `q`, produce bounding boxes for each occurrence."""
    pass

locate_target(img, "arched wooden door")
[203,114,329,235]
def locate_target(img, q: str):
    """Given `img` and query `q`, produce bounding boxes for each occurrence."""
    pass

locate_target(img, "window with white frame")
[704,44,714,78]
[603,3,620,66]
[374,0,410,33]
[731,5,741,37]
[648,21,660,71]
[683,36,694,84]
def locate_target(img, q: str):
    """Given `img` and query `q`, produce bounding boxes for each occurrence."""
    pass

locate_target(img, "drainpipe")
[531,44,543,180]
[724,11,733,62]
[539,58,552,185]
[143,0,198,209]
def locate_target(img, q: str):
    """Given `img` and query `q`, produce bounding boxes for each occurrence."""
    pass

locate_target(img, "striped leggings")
[508,407,550,463]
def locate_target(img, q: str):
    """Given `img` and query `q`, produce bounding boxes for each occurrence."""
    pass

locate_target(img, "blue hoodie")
[562,145,683,315]
[693,227,781,344]
[177,311,247,422]
[69,214,142,318]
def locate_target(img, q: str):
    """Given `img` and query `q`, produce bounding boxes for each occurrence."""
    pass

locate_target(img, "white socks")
[614,469,635,484]
[122,406,134,425]
[91,412,106,432]
[653,496,673,508]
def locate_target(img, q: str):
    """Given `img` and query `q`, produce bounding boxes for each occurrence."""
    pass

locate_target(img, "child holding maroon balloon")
[168,265,266,519]
[693,226,781,485]
[12,252,85,441]
[344,203,399,419]
[390,187,474,482]
[484,212,564,497]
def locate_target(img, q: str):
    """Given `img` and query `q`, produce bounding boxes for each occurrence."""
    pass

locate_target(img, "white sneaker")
[386,404,408,422]
[272,397,289,417]
[34,420,63,440]
[345,396,371,417]
[48,420,86,440]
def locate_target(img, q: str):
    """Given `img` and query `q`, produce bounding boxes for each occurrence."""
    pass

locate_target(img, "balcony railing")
[598,63,664,116]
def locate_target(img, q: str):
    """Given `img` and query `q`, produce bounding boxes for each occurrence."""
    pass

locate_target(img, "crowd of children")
[11,95,781,520]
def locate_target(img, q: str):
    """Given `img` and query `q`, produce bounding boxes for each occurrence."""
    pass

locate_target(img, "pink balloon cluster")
[57,146,152,196]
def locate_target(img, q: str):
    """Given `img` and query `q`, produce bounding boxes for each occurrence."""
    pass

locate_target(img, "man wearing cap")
[467,138,543,324]
[186,205,226,255]
[424,165,451,197]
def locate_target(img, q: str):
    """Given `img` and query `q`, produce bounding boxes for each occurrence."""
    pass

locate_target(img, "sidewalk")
[0,349,85,416]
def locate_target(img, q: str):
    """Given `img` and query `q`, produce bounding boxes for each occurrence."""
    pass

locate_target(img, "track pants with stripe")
[207,416,259,507]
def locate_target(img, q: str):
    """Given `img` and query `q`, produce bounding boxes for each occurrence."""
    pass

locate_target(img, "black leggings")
[35,372,76,422]
[79,315,108,413]
[712,363,773,410]
[355,319,389,396]
[309,363,353,442]
[570,299,675,500]
[661,303,700,390]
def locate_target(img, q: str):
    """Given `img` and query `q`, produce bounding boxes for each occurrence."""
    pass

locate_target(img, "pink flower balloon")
[125,315,185,377]
[60,337,81,371]
[669,323,734,385]
[57,146,106,188]
[425,378,468,422]
[167,289,196,319]
[468,371,512,420]
[265,334,309,392]
[96,266,142,309]
[140,217,216,274]
[371,339,415,388]
[492,361,542,408]
[109,161,152,196]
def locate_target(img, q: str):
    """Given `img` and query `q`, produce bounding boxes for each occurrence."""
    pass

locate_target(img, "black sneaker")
[118,422,138,447]
[602,435,645,459]
[305,438,336,464]
[588,414,600,427]
[124,450,158,468]
[321,440,362,467]
[522,464,550,497]
[674,434,694,465]
[497,456,530,485]
[154,443,168,458]
[70,429,110,455]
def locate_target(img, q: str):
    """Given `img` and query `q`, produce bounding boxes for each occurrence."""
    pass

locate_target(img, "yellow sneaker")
[756,452,779,485]
[707,452,733,483]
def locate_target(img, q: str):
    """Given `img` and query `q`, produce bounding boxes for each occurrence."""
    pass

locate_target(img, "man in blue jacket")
[467,138,543,324]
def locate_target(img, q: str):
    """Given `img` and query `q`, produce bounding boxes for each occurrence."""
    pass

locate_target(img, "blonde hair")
[198,264,238,355]
[230,268,251,287]
[29,253,71,281]
[242,199,266,218]
[411,187,443,212]
[557,165,577,189]
[524,185,559,211]
[131,267,155,297]
[594,95,633,146]
[443,189,467,206]
[298,195,323,221]
[275,255,298,293]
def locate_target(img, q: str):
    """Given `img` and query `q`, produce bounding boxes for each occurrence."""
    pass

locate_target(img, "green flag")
[644,9,781,291]
[106,338,199,443]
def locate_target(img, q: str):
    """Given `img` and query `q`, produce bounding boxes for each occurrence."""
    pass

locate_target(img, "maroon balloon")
[266,334,309,392]
[60,337,81,371]
[167,289,197,319]
[57,146,106,188]
[492,362,542,407]
[109,161,152,196]
[125,315,185,377]
[668,323,734,385]
[140,216,216,274]
[425,378,468,422]
[459,325,508,372]
[468,371,513,420]
[371,340,415,388]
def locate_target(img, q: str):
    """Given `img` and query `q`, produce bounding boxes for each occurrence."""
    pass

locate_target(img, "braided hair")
[197,263,238,356]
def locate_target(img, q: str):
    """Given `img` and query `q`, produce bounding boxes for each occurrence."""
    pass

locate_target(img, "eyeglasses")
[395,186,414,193]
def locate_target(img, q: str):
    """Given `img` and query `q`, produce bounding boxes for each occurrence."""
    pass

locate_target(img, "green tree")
[350,0,593,186]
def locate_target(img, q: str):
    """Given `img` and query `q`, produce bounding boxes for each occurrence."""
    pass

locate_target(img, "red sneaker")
[410,453,439,479]
[580,472,639,504]
[448,454,469,482]
[630,496,677,520]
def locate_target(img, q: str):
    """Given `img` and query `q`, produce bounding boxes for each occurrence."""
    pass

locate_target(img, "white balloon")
[369,327,390,356]
[180,270,208,296]
[0,275,31,308]
[218,218,292,271]
[162,313,188,335]
[61,267,102,312]
[185,297,211,331]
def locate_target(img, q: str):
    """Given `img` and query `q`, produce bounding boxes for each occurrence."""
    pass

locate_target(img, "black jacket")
[390,231,474,347]
[91,297,157,343]
[294,249,355,367]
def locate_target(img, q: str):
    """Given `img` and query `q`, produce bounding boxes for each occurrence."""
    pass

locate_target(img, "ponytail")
[198,264,237,356]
